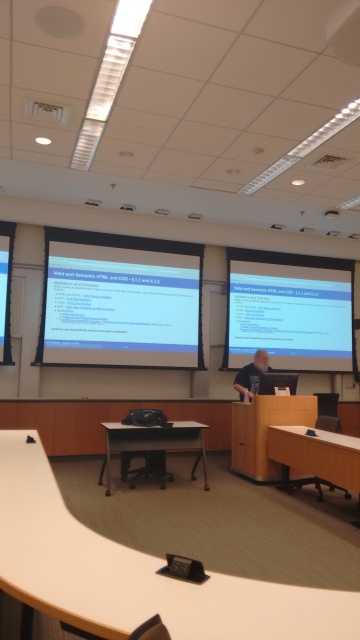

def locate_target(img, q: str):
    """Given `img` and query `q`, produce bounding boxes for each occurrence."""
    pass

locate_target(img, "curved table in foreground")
[1,430,360,640]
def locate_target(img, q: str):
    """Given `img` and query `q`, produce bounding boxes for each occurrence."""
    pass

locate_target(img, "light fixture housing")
[338,194,360,210]
[324,210,341,218]
[300,227,315,233]
[327,230,341,237]
[71,0,153,171]
[271,224,286,230]
[188,213,203,220]
[238,156,300,195]
[292,179,305,186]
[349,233,360,239]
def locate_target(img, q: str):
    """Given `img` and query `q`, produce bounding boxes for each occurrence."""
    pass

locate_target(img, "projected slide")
[228,261,353,372]
[0,236,10,362]
[42,241,201,367]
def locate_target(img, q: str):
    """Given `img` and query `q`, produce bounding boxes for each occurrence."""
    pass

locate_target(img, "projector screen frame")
[33,226,206,370]
[221,246,356,375]
[0,220,16,366]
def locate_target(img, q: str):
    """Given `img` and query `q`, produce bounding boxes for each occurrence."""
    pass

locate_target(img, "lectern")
[231,395,317,482]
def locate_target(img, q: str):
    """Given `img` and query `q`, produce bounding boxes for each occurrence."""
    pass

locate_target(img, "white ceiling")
[2,0,360,238]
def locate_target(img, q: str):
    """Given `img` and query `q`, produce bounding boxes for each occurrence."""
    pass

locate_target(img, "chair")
[289,415,351,502]
[121,451,174,490]
[313,415,351,502]
[313,393,340,417]
[129,614,172,640]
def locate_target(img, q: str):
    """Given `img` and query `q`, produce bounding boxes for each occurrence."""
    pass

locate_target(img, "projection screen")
[223,247,354,373]
[35,228,205,369]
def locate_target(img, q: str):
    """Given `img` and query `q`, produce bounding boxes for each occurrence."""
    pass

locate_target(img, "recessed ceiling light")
[327,230,341,237]
[324,210,340,218]
[226,168,240,176]
[119,150,134,158]
[292,179,305,186]
[35,137,52,145]
[300,227,315,233]
[349,233,360,239]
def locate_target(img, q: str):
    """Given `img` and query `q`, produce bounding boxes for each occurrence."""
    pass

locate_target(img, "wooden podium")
[231,395,317,482]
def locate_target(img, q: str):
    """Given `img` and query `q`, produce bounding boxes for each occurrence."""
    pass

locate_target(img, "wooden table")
[268,425,360,524]
[98,421,210,495]
[2,430,360,640]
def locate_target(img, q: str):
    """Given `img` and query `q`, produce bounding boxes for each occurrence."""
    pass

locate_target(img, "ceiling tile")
[13,42,98,100]
[185,84,272,129]
[310,178,360,199]
[116,67,204,118]
[322,46,337,58]
[132,12,237,81]
[249,98,335,140]
[0,85,10,120]
[11,87,87,132]
[252,188,300,201]
[328,119,360,153]
[12,150,70,167]
[165,121,240,156]
[0,148,11,159]
[341,163,360,181]
[211,36,316,96]
[245,0,342,52]
[0,39,10,86]
[149,149,214,177]
[282,56,360,110]
[266,168,333,194]
[0,0,10,39]
[13,0,115,58]
[95,138,160,169]
[0,121,10,148]
[91,162,145,179]
[12,122,77,156]
[222,131,297,164]
[105,107,178,146]
[142,171,194,186]
[192,178,240,192]
[154,0,263,32]
[200,158,267,183]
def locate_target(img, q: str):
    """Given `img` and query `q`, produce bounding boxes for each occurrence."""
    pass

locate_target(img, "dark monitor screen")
[258,372,299,396]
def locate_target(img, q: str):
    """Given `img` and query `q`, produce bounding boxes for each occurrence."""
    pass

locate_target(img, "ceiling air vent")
[25,100,71,125]
[308,154,348,172]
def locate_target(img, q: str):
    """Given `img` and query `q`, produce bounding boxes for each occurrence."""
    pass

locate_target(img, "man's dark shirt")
[234,362,273,401]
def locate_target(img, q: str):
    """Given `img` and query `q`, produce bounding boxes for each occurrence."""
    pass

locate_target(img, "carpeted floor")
[2,452,360,639]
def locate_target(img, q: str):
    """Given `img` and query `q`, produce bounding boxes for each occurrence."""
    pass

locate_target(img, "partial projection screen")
[222,247,355,373]
[0,221,16,365]
[34,227,205,369]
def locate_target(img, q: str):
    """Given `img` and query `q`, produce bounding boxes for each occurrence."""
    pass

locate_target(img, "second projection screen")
[43,240,202,367]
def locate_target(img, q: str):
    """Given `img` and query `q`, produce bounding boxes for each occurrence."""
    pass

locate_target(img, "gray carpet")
[2,452,360,639]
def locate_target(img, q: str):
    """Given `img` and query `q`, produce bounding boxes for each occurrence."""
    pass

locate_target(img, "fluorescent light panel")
[71,0,152,170]
[239,155,300,195]
[338,194,360,210]
[240,97,360,195]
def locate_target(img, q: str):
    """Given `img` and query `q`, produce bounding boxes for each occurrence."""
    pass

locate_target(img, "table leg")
[191,452,201,481]
[105,432,111,497]
[98,456,107,486]
[20,604,34,640]
[201,437,210,491]
[276,464,291,493]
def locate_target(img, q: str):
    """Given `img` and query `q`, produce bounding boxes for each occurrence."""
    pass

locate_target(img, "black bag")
[121,408,168,428]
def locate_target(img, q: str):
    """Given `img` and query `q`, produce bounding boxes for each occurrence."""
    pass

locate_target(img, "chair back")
[129,615,172,640]
[313,393,339,417]
[315,415,342,434]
